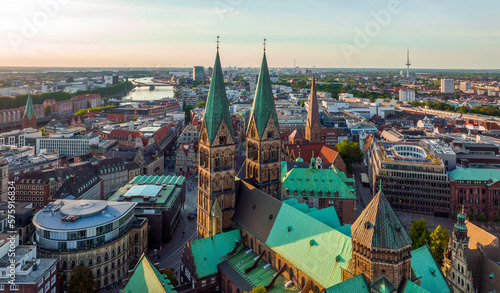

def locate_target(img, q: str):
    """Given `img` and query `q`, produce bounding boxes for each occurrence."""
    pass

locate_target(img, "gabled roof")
[351,188,412,250]
[410,246,451,293]
[23,93,35,119]
[281,166,356,200]
[247,52,280,139]
[204,51,234,145]
[189,229,241,279]
[370,275,397,293]
[325,274,369,293]
[265,203,352,288]
[122,254,176,293]
[233,180,282,242]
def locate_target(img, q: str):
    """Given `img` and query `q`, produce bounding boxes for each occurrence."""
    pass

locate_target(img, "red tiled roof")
[109,129,143,140]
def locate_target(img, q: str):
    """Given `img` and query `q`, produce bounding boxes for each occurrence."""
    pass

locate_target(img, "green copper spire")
[23,92,35,120]
[204,49,234,145]
[248,51,280,138]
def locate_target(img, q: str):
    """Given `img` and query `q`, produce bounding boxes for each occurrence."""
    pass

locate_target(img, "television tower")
[406,47,411,78]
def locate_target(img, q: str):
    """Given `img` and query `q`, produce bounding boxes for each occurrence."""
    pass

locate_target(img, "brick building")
[449,168,500,222]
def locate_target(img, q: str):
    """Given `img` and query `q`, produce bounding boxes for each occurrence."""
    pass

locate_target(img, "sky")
[1,0,499,69]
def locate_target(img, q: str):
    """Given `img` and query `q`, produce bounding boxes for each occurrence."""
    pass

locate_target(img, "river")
[125,77,175,101]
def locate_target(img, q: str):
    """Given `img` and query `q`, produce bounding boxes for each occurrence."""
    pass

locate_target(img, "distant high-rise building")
[192,66,204,82]
[406,48,411,78]
[460,81,471,92]
[207,67,213,79]
[441,79,455,93]
[399,88,415,102]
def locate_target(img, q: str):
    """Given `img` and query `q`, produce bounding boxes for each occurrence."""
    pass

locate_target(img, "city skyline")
[1,0,500,69]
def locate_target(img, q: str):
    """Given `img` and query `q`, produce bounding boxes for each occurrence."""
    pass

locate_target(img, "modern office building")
[36,133,99,157]
[193,66,204,82]
[441,79,455,93]
[460,81,471,92]
[369,141,450,217]
[108,175,186,248]
[399,88,415,102]
[33,200,148,290]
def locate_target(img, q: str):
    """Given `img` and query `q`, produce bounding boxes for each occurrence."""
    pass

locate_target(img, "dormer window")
[219,136,226,144]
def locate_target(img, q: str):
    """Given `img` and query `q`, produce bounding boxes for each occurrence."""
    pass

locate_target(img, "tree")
[467,213,475,221]
[336,140,363,173]
[300,99,307,107]
[409,218,430,249]
[196,101,206,108]
[66,76,74,83]
[44,105,51,115]
[244,285,267,293]
[160,268,178,287]
[183,106,193,123]
[68,265,95,293]
[429,225,449,266]
[478,214,487,222]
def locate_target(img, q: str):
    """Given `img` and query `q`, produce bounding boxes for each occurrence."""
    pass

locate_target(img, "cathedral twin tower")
[196,43,283,238]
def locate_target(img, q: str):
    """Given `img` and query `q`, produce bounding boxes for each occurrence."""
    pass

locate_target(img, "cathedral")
[186,45,451,293]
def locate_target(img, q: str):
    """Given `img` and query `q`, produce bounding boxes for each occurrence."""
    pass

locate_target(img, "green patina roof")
[190,229,241,279]
[449,168,500,183]
[265,203,352,289]
[411,246,451,293]
[402,280,431,293]
[325,274,369,293]
[130,175,186,186]
[204,51,234,145]
[371,275,397,293]
[23,92,35,119]
[122,254,176,293]
[248,52,280,138]
[307,207,341,230]
[220,246,299,293]
[282,167,356,200]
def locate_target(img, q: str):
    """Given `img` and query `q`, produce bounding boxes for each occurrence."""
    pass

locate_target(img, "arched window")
[135,247,139,254]
[71,260,76,269]
[111,274,115,282]
[97,280,101,288]
[118,259,121,266]
[62,261,67,270]
[111,262,115,270]
[104,266,108,273]
[88,258,93,267]
[112,250,115,258]
[134,233,139,243]
[104,277,109,286]
[118,246,121,254]
[105,253,109,261]
[97,255,101,264]
[227,281,232,293]
[97,268,101,276]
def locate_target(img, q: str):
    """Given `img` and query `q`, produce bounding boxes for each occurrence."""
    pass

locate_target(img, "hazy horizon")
[2,0,500,69]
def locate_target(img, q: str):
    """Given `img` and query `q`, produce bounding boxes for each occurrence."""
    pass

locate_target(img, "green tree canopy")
[44,105,51,115]
[160,268,178,287]
[336,140,363,173]
[68,265,95,293]
[244,285,267,293]
[196,101,206,108]
[429,225,449,266]
[183,106,193,123]
[410,218,430,249]
[300,99,307,107]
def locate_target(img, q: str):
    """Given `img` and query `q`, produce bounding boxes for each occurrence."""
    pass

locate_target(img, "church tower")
[344,182,413,288]
[22,92,37,130]
[197,43,236,239]
[246,44,281,197]
[443,207,474,293]
[305,74,322,143]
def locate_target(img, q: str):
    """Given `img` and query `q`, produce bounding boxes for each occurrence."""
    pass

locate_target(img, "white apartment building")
[36,135,99,157]
[441,79,455,93]
[399,89,416,102]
